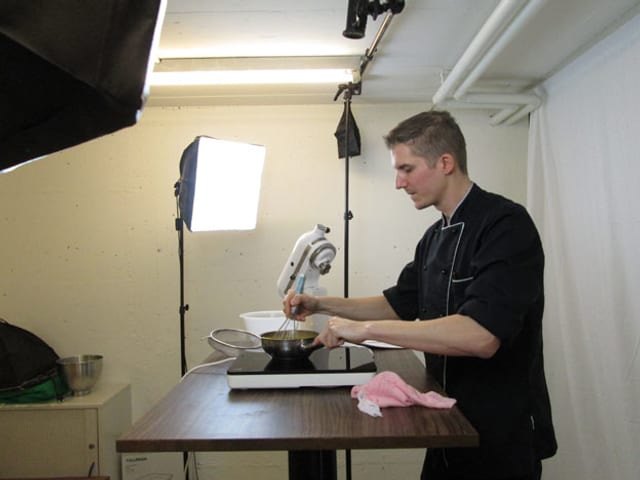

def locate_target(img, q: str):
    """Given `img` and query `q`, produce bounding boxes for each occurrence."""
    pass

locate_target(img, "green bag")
[0,372,69,403]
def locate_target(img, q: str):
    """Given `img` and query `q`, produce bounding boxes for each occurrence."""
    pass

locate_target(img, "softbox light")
[0,0,165,172]
[178,136,266,232]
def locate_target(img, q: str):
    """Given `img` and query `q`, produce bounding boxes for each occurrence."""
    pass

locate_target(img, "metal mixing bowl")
[57,354,103,396]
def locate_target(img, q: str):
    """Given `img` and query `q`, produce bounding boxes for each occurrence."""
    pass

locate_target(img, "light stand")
[333,82,361,300]
[334,5,404,479]
[174,136,265,479]
[333,80,362,480]
[174,182,191,479]
[174,182,189,377]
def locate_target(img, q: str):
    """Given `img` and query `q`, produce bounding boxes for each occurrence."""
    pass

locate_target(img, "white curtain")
[528,13,640,480]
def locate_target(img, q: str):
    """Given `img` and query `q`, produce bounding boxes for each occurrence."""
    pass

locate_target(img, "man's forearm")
[364,314,500,358]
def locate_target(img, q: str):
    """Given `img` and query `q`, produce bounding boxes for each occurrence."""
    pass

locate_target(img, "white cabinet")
[0,383,131,479]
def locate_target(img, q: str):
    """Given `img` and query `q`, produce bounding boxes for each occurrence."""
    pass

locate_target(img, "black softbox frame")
[177,137,200,232]
[0,0,164,171]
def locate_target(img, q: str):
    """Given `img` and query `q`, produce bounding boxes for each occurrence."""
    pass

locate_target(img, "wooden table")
[117,348,478,479]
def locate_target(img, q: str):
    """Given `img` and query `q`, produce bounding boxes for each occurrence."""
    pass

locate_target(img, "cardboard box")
[121,453,184,480]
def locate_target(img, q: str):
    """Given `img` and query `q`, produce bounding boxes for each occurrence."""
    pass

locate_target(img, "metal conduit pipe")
[462,93,542,106]
[431,0,528,105]
[499,99,542,126]
[441,93,542,125]
[490,105,522,125]
[453,0,546,99]
[440,100,522,110]
[482,93,542,125]
[461,93,542,125]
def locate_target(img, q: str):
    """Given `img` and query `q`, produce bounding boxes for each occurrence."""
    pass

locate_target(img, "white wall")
[0,104,528,478]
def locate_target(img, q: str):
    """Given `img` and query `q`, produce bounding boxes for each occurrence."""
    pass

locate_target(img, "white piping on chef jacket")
[440,220,465,392]
[440,183,473,391]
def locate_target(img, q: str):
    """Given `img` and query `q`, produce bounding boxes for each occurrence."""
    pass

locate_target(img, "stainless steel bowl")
[57,354,103,396]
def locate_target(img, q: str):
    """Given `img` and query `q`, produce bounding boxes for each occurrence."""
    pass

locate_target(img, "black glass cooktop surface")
[228,346,376,374]
[226,346,377,389]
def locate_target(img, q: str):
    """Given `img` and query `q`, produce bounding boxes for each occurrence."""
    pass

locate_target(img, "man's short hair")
[384,110,468,175]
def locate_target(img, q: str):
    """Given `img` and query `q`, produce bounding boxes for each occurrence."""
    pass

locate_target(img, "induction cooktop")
[226,346,377,389]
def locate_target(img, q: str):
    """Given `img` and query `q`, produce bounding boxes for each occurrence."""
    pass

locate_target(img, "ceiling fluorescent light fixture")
[150,56,359,86]
[150,68,355,86]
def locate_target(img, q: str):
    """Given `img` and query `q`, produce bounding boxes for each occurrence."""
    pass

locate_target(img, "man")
[284,110,557,479]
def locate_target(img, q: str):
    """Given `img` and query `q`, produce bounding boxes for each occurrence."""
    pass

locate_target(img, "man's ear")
[440,153,456,175]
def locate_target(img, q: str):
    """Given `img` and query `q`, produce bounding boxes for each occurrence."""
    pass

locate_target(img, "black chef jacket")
[383,184,557,479]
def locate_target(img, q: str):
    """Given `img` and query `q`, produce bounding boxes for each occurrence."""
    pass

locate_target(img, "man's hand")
[314,317,371,348]
[282,289,319,321]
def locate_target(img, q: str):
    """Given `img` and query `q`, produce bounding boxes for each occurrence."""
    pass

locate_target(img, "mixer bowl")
[57,354,103,396]
[240,310,287,336]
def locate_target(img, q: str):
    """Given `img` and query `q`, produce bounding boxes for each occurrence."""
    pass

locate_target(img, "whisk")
[277,274,306,339]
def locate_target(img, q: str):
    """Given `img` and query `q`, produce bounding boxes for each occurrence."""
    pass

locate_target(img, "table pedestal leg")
[288,450,337,480]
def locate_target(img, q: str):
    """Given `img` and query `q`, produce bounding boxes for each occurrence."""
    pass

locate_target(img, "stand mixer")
[222,224,378,389]
[276,224,337,334]
[276,224,337,298]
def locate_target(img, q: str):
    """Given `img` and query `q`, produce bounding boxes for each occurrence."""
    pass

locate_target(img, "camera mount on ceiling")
[343,0,405,39]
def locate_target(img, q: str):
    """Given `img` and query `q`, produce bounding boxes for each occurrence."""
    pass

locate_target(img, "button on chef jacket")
[383,184,557,478]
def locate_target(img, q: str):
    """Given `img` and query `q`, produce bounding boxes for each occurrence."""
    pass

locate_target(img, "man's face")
[391,143,445,210]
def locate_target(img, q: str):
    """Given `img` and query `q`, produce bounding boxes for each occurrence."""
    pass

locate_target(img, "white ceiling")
[148,0,640,111]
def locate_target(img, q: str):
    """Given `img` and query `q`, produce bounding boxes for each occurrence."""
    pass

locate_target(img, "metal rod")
[359,12,396,77]
[341,85,354,480]
[174,184,190,480]
[175,190,188,377]
[343,90,352,300]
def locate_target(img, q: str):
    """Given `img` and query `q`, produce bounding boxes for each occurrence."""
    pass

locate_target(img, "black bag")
[334,105,361,159]
[0,318,68,402]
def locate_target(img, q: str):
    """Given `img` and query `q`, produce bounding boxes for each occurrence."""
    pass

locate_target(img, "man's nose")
[395,174,406,189]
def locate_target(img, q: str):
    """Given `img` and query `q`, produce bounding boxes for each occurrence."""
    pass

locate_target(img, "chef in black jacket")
[284,110,557,480]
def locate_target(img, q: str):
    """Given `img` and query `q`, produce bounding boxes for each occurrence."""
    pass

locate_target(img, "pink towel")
[350,370,456,417]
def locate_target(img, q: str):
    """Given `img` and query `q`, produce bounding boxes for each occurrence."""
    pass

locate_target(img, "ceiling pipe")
[462,93,541,106]
[441,92,542,126]
[453,0,546,100]
[489,105,521,125]
[431,0,552,125]
[440,100,519,111]
[431,0,528,105]
[496,96,542,125]
[463,93,542,125]
[440,93,541,113]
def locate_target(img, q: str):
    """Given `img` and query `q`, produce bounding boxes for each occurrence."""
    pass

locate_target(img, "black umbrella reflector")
[0,0,164,172]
